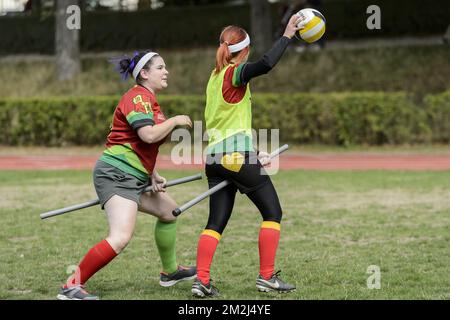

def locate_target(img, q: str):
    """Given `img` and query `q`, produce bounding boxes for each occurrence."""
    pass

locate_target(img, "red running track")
[0,154,449,170]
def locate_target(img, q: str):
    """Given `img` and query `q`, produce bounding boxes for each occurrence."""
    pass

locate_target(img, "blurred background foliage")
[0,0,449,146]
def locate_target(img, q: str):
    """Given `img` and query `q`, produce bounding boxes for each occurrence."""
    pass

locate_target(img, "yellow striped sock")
[201,229,222,241]
[261,221,281,231]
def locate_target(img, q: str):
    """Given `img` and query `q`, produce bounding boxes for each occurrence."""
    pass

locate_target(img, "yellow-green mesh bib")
[204,65,253,154]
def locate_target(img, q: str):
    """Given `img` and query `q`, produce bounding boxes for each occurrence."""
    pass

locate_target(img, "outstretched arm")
[236,14,306,85]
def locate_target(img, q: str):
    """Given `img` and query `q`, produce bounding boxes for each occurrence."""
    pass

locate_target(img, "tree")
[55,0,81,81]
[24,0,42,14]
[249,0,272,56]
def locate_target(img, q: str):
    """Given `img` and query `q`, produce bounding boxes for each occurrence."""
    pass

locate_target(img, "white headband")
[132,52,159,80]
[227,34,250,53]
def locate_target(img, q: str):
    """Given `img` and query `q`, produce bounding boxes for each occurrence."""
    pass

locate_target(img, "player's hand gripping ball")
[296,8,326,43]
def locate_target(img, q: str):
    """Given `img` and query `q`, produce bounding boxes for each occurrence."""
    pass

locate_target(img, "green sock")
[154,220,178,274]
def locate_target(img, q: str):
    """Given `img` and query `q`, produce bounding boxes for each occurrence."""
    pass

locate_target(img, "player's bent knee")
[158,210,177,223]
[263,209,282,223]
[205,224,224,235]
[107,233,133,253]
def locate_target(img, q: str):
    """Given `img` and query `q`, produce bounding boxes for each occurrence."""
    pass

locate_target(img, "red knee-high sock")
[196,229,221,285]
[259,221,281,280]
[66,239,117,287]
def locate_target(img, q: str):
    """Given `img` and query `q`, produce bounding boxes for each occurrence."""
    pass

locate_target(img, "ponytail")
[108,51,139,80]
[214,26,249,74]
[215,42,232,74]
[108,51,156,82]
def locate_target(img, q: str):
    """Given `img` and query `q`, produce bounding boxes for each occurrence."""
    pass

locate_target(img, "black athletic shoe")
[256,270,296,293]
[191,278,220,298]
[57,285,99,300]
[159,265,197,287]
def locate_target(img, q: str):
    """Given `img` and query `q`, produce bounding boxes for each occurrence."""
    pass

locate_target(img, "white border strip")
[132,52,159,80]
[302,20,325,40]
[228,34,250,53]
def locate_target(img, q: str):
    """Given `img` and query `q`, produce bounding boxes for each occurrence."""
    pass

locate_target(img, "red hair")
[214,26,250,74]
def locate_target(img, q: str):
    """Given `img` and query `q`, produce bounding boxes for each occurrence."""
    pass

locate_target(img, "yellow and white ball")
[297,8,326,43]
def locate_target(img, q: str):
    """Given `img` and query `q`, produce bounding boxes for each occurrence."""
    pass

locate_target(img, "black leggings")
[205,153,283,234]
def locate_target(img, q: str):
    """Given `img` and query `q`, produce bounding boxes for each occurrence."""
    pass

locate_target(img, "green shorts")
[93,160,150,209]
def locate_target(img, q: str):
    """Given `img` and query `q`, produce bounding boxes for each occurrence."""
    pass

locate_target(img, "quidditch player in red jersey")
[57,51,196,300]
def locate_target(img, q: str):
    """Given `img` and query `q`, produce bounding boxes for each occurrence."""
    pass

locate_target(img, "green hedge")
[250,92,431,145]
[0,96,116,146]
[424,91,450,143]
[1,91,449,146]
[1,0,449,54]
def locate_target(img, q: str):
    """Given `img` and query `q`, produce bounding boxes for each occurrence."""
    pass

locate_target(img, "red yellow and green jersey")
[99,85,167,181]
[204,64,254,154]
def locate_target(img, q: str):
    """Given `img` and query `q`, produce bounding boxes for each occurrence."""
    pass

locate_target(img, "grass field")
[1,169,450,300]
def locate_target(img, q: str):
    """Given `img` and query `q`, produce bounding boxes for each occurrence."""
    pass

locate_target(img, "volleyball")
[297,8,326,43]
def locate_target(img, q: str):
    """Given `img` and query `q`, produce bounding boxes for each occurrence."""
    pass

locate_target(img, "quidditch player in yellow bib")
[191,14,307,298]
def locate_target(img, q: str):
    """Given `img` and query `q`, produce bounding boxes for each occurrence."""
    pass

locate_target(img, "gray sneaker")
[256,271,296,293]
[159,265,197,287]
[191,278,220,298]
[57,285,99,300]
